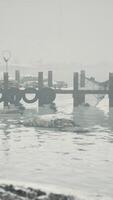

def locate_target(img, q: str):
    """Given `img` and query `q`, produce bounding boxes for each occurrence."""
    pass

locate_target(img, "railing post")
[109,73,113,107]
[48,71,53,87]
[3,72,9,108]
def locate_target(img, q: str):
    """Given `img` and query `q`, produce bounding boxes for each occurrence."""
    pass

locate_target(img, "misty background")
[0,0,113,83]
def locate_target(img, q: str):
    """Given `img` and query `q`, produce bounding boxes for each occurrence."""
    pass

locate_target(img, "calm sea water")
[0,95,113,200]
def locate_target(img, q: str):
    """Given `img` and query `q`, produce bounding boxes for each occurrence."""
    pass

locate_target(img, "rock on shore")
[0,184,75,200]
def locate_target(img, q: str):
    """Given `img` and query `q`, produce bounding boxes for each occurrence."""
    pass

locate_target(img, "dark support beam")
[109,73,113,107]
[15,70,20,83]
[48,71,53,87]
[3,72,9,108]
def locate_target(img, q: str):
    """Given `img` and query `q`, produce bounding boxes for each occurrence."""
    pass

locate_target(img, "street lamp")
[2,50,11,72]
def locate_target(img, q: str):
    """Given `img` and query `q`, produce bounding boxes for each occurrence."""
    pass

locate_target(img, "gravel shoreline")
[0,184,75,200]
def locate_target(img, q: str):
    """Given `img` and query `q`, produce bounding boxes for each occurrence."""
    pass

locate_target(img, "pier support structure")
[38,71,56,114]
[1,70,113,111]
[109,73,113,107]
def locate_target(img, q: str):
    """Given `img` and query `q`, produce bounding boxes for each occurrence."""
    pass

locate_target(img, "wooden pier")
[0,70,113,109]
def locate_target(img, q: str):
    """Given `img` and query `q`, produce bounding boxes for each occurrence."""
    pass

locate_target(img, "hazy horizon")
[0,0,113,81]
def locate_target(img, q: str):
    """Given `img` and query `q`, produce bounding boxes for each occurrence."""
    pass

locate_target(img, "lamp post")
[2,50,11,72]
[2,51,11,110]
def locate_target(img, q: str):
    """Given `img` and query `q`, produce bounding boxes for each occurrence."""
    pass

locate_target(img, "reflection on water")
[73,106,108,128]
[73,105,113,132]
[0,95,113,200]
[108,108,113,130]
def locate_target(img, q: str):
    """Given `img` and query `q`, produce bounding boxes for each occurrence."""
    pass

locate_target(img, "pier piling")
[3,72,9,108]
[38,72,43,89]
[15,70,20,83]
[38,72,44,107]
[73,72,80,107]
[80,70,85,88]
[48,71,53,87]
[109,73,113,107]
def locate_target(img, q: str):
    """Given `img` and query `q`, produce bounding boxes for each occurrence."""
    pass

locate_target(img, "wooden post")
[48,71,53,87]
[38,72,43,107]
[15,70,20,83]
[3,72,9,108]
[80,70,85,88]
[38,72,43,89]
[79,70,85,104]
[109,73,113,107]
[73,72,80,107]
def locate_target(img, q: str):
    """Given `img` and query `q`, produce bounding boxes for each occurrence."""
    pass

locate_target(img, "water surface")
[0,95,113,200]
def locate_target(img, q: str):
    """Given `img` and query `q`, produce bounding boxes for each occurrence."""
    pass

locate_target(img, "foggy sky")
[0,0,113,80]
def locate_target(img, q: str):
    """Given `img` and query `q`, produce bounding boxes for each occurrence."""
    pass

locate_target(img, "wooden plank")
[0,88,109,95]
[55,89,73,94]
[79,90,108,94]
[55,89,108,95]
